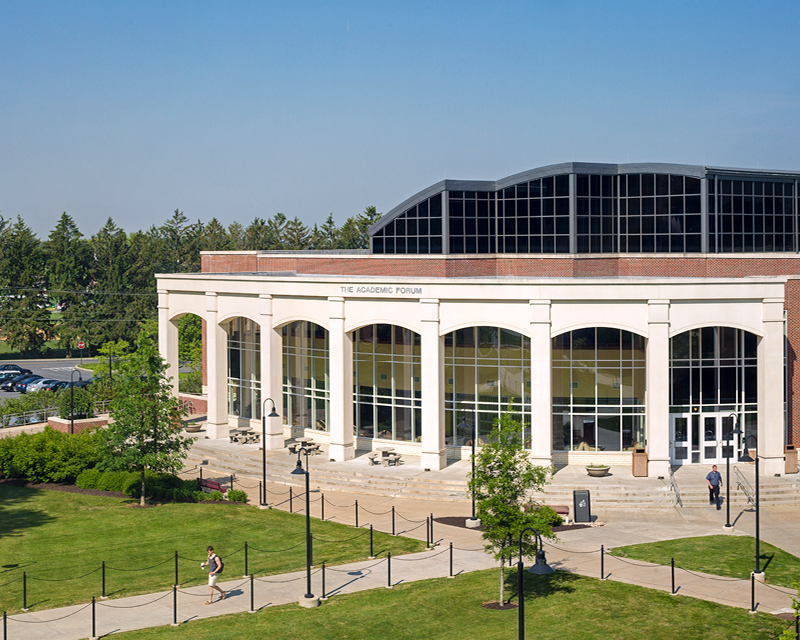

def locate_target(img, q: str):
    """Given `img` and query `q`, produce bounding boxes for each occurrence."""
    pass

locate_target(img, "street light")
[291,448,318,607]
[260,398,279,508]
[734,428,763,580]
[724,414,736,531]
[70,369,83,434]
[457,411,479,526]
[517,526,553,640]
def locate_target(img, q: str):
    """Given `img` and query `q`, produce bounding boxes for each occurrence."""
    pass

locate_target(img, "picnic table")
[230,428,260,445]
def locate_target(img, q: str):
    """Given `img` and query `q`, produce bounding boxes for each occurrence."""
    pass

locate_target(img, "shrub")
[0,427,102,483]
[206,490,224,502]
[76,468,101,489]
[227,489,248,503]
[122,472,198,502]
[57,387,95,420]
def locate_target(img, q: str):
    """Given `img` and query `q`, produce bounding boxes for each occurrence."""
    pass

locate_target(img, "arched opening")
[669,327,757,465]
[444,326,531,446]
[282,321,330,432]
[552,327,646,453]
[224,317,261,420]
[177,313,203,395]
[353,324,421,441]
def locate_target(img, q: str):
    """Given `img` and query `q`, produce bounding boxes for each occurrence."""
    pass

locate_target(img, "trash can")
[785,445,797,475]
[573,489,592,524]
[632,448,648,477]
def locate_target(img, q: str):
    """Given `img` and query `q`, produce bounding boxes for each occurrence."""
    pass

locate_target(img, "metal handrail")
[0,399,112,428]
[734,466,755,506]
[667,467,683,507]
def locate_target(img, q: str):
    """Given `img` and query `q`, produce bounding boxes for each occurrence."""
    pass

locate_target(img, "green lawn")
[610,535,800,588]
[101,567,789,640]
[0,484,424,613]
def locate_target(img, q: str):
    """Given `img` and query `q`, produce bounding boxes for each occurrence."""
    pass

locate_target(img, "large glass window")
[373,194,443,255]
[576,174,617,253]
[709,178,795,253]
[353,324,421,441]
[282,321,330,431]
[444,326,531,446]
[226,317,261,420]
[552,328,646,451]
[670,326,757,417]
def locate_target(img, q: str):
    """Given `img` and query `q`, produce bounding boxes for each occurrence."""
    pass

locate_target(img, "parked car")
[48,381,71,392]
[26,378,61,393]
[0,371,22,382]
[0,364,32,375]
[0,373,32,392]
[15,375,44,393]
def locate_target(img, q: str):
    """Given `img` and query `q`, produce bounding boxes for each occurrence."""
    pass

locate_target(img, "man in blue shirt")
[706,465,722,510]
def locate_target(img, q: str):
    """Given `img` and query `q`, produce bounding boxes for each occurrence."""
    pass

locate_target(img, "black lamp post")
[517,526,553,640]
[723,413,736,531]
[291,449,317,605]
[70,369,83,434]
[735,429,762,579]
[457,411,478,523]
[260,397,279,508]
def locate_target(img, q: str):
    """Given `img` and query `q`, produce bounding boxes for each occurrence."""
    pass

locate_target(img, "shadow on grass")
[503,567,580,604]
[0,484,56,538]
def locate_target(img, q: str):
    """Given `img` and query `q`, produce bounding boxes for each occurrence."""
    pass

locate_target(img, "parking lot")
[0,359,97,401]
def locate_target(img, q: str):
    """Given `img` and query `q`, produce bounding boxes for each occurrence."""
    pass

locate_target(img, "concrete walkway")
[5,464,800,638]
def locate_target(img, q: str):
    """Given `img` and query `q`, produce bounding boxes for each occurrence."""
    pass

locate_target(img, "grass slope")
[0,484,424,613]
[106,568,788,640]
[610,535,800,588]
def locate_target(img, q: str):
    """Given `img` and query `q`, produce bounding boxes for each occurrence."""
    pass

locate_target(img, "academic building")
[156,162,800,478]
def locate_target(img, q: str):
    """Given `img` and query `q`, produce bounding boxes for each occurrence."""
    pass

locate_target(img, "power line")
[1,286,157,296]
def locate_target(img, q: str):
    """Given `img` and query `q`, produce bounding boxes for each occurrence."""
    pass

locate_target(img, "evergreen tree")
[45,213,92,354]
[283,216,312,250]
[201,218,231,251]
[0,217,51,354]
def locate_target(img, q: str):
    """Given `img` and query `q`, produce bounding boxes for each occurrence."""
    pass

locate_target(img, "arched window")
[225,317,260,420]
[282,321,330,432]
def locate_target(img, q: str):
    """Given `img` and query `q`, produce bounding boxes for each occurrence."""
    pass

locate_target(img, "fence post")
[259,481,263,506]
[174,551,179,586]
[199,466,203,481]
[369,525,374,559]
[321,494,325,521]
[321,562,326,601]
[172,584,178,626]
[425,516,430,547]
[92,596,96,639]
[392,506,396,536]
[230,474,234,490]
[355,500,359,528]
[290,487,293,513]
[4,611,6,640]
[250,574,255,613]
[22,571,27,611]
[671,558,675,595]
[430,513,434,545]
[449,542,454,578]
[751,572,756,613]
[387,552,392,589]
[244,542,248,577]
[600,545,605,580]
[102,561,106,599]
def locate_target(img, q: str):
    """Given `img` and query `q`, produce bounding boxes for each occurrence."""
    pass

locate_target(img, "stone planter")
[47,416,108,435]
[586,465,610,477]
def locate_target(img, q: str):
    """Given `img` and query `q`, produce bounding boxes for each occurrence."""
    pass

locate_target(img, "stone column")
[328,297,355,461]
[529,300,552,467]
[204,292,229,439]
[759,298,786,476]
[157,289,179,397]
[420,299,445,470]
[646,300,671,477]
[259,294,285,450]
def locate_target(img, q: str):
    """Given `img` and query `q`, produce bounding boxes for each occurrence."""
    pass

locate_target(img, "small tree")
[98,331,190,505]
[468,411,556,604]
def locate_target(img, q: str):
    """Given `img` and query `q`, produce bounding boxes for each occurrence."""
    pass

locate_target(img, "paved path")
[5,464,799,638]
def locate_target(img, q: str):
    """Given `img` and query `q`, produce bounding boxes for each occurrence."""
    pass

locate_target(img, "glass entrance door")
[671,413,738,465]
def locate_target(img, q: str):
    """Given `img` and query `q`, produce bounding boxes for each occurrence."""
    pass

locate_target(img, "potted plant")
[586,464,610,477]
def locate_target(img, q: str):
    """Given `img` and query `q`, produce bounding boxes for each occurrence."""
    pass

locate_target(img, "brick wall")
[47,417,109,434]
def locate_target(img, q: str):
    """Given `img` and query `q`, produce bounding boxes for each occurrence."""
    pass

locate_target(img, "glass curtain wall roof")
[369,163,800,256]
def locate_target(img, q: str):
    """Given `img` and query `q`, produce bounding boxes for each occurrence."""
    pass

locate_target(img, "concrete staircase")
[185,439,800,507]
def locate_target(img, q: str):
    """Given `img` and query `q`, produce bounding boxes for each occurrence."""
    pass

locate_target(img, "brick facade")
[47,417,109,434]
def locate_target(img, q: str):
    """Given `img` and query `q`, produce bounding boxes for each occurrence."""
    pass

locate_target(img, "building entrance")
[670,413,737,465]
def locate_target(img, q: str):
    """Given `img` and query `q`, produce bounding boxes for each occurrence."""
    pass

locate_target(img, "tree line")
[0,206,381,356]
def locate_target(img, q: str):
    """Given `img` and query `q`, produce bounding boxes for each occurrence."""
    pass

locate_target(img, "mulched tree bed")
[0,477,125,498]
[433,516,590,532]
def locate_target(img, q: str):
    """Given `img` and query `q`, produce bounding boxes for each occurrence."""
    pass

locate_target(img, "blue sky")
[1,1,799,239]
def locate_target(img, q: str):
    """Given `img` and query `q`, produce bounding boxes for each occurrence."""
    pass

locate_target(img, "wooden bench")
[197,478,227,495]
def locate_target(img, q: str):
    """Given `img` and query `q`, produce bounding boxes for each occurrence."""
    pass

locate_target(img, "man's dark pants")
[709,485,720,509]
